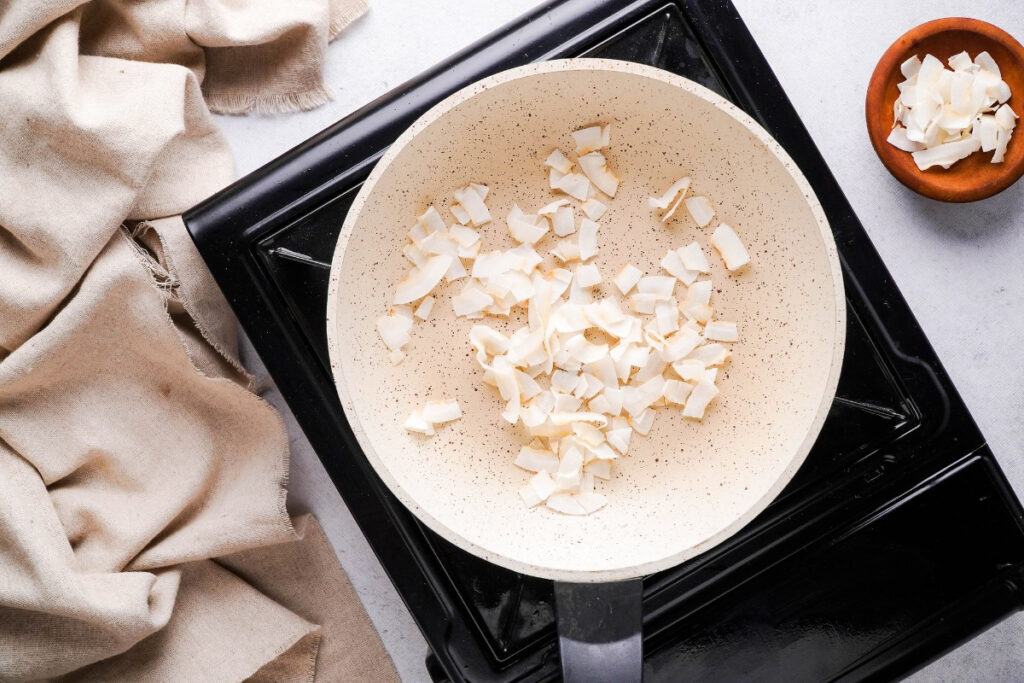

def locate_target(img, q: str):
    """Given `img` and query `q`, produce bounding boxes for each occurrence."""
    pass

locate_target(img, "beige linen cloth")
[0,1,399,681]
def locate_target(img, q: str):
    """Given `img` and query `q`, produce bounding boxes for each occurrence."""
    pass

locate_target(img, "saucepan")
[326,59,845,681]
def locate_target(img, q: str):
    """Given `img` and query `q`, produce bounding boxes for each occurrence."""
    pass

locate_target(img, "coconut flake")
[507,204,550,245]
[422,399,462,424]
[684,196,716,227]
[418,206,447,234]
[649,177,691,210]
[453,281,494,317]
[912,136,982,170]
[575,263,602,287]
[453,185,491,226]
[705,320,739,342]
[637,275,675,298]
[572,124,611,155]
[545,149,574,174]
[377,308,413,350]
[578,219,599,260]
[679,241,710,272]
[515,445,560,473]
[394,254,452,305]
[404,409,435,435]
[682,377,718,419]
[661,248,698,285]
[710,224,750,271]
[555,173,592,201]
[614,263,643,295]
[582,198,607,221]
[578,152,620,197]
[887,126,925,152]
[414,296,435,320]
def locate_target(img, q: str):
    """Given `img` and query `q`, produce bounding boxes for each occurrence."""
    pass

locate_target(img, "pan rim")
[326,58,846,582]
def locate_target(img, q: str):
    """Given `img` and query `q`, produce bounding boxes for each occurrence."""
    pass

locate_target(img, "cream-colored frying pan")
[327,59,844,680]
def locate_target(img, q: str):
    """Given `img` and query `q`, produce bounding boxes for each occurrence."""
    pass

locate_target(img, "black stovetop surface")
[184,1,1024,680]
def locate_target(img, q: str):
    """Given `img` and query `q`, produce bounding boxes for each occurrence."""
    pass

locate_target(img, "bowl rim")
[865,17,1024,202]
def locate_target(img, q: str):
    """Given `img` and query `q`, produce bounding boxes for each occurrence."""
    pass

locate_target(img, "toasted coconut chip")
[507,204,550,245]
[975,51,1000,78]
[549,167,567,189]
[408,222,429,246]
[572,124,611,155]
[404,409,435,435]
[414,296,435,320]
[548,205,575,237]
[682,302,713,324]
[686,280,713,307]
[585,459,613,480]
[637,275,675,298]
[662,327,702,362]
[688,342,730,366]
[673,358,705,381]
[582,198,607,221]
[614,263,643,295]
[630,408,656,436]
[649,177,691,210]
[538,199,570,216]
[403,242,426,267]
[627,293,658,314]
[453,185,491,226]
[684,196,716,228]
[529,470,558,500]
[887,126,925,152]
[565,334,608,364]
[545,149,574,174]
[450,203,471,225]
[453,281,494,317]
[711,224,750,271]
[548,239,581,264]
[388,349,405,365]
[661,248,698,285]
[578,219,599,260]
[376,309,413,350]
[546,492,587,515]
[680,242,710,272]
[682,377,718,419]
[663,379,693,406]
[419,205,447,234]
[448,224,480,248]
[555,172,592,200]
[901,55,922,79]
[515,445,559,473]
[705,320,738,342]
[654,299,680,335]
[422,399,462,424]
[912,136,981,170]
[575,263,602,287]
[458,241,481,259]
[662,192,686,223]
[578,152,620,197]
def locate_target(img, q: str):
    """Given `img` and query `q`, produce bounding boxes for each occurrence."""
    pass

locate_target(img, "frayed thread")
[329,0,369,40]
[205,84,334,116]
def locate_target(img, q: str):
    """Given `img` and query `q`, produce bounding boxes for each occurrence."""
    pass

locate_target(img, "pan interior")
[328,60,843,581]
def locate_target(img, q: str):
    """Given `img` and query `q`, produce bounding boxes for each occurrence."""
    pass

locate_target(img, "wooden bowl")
[866,18,1024,202]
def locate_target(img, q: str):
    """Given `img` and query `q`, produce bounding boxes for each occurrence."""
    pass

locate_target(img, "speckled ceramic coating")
[326,59,845,582]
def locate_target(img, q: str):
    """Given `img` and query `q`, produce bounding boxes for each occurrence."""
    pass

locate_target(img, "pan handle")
[553,579,644,682]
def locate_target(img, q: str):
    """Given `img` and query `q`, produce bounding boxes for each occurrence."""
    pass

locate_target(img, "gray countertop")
[219,1,1024,680]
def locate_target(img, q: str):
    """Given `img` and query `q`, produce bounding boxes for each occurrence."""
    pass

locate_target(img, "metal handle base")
[554,579,644,683]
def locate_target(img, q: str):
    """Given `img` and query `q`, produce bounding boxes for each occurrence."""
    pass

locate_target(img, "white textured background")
[218,1,1024,680]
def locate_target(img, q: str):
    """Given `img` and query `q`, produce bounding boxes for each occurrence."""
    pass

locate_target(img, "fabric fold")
[0,0,379,679]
